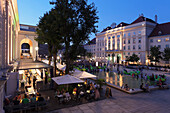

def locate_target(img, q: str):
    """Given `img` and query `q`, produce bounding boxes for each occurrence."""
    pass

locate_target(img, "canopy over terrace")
[18,59,53,70]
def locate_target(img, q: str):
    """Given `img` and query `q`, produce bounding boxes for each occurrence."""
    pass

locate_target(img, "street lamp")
[35,47,39,61]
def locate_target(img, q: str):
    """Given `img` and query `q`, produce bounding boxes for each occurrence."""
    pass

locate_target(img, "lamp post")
[35,47,39,61]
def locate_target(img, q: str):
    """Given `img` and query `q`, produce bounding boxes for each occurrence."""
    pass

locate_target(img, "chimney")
[155,15,157,23]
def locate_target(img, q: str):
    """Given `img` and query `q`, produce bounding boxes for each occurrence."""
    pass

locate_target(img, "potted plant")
[96,79,106,91]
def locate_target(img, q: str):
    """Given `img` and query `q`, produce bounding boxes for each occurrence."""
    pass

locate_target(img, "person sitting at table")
[55,89,60,98]
[13,96,20,105]
[36,92,41,96]
[37,94,44,102]
[22,94,29,104]
[30,94,36,103]
[73,87,77,95]
[61,88,65,94]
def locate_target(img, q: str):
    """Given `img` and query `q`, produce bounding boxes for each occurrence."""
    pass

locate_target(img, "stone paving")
[48,68,170,113]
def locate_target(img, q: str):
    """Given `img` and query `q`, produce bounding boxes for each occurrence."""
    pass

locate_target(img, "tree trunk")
[53,53,57,77]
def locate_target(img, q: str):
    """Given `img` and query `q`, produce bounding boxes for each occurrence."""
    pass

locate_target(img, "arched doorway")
[21,43,30,53]
[20,38,33,59]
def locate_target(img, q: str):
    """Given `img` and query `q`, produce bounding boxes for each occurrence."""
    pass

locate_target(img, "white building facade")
[149,22,170,65]
[0,0,20,69]
[84,38,96,59]
[96,15,158,65]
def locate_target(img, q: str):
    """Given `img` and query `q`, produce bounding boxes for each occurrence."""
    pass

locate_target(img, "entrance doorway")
[117,55,120,64]
[20,39,33,59]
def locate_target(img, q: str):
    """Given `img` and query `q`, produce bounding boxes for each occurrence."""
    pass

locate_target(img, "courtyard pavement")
[48,67,170,113]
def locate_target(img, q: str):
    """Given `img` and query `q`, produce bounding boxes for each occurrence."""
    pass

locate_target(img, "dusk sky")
[18,0,170,39]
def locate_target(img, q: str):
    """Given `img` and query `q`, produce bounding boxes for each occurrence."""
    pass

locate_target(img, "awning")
[52,74,84,85]
[73,71,96,79]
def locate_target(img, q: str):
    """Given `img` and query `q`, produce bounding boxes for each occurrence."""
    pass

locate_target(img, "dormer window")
[158,31,162,35]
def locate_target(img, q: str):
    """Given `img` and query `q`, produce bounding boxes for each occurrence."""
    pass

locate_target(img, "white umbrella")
[52,74,84,85]
[57,63,65,70]
[74,71,96,79]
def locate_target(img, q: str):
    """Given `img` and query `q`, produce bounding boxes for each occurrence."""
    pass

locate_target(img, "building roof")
[101,27,112,33]
[131,16,156,24]
[116,22,129,27]
[149,22,170,37]
[85,38,96,45]
[20,24,37,32]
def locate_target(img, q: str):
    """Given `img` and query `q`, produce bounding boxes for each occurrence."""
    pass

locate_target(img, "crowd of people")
[4,92,45,106]
[54,79,101,103]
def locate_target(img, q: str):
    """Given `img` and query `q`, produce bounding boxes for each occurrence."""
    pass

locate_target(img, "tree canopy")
[148,46,162,64]
[163,47,170,63]
[126,54,139,63]
[51,0,99,73]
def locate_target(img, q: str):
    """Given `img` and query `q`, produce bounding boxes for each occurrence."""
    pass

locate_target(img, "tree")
[163,47,170,64]
[51,0,98,74]
[126,54,139,63]
[86,52,93,58]
[36,9,63,76]
[148,46,162,65]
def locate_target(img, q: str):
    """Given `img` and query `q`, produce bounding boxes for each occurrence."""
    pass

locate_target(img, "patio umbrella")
[52,74,84,85]
[74,71,96,79]
[57,63,65,70]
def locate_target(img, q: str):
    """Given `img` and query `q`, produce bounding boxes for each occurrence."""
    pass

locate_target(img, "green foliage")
[50,0,99,74]
[96,79,105,89]
[126,54,139,62]
[163,47,170,63]
[36,9,63,76]
[148,46,162,64]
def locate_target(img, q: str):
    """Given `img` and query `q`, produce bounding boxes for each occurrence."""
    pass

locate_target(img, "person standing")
[45,74,48,84]
[28,75,31,85]
[33,76,37,89]
[109,87,112,97]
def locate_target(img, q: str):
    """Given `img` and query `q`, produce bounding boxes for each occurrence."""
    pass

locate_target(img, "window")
[150,39,153,43]
[133,32,136,35]
[123,46,126,50]
[133,38,136,43]
[117,39,120,41]
[165,44,169,48]
[165,38,169,42]
[128,39,130,44]
[117,35,120,38]
[117,44,120,50]
[138,31,141,34]
[112,36,115,39]
[138,38,141,43]
[157,39,161,42]
[128,33,131,36]
[123,52,125,55]
[158,45,161,49]
[108,42,110,50]
[124,39,126,44]
[128,46,130,50]
[133,45,135,50]
[124,34,126,37]
[138,45,141,49]
[128,52,130,55]
[108,37,111,39]
[113,44,115,49]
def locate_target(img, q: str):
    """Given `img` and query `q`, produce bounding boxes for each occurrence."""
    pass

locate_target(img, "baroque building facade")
[96,15,159,65]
